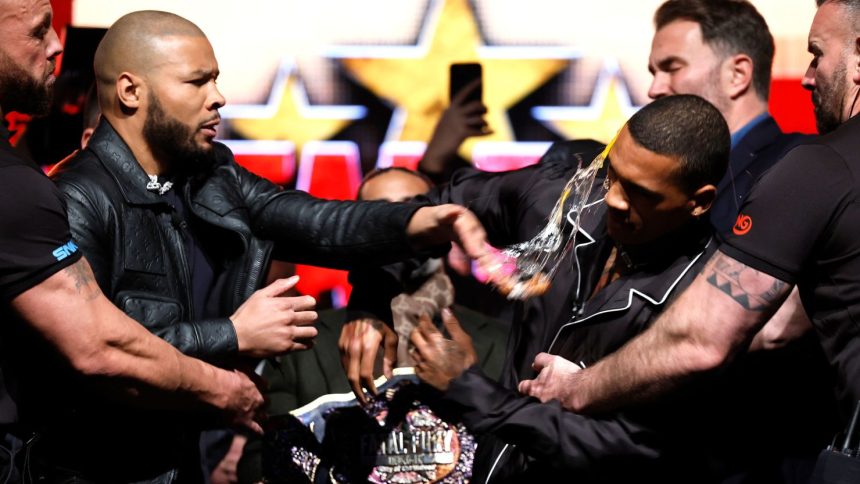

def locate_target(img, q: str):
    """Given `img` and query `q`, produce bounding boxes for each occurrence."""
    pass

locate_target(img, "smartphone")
[449,62,483,104]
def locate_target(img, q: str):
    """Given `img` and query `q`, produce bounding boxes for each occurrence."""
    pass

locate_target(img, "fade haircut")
[626,95,730,193]
[655,0,774,100]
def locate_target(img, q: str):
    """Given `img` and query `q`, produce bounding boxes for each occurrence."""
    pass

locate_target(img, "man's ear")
[688,184,717,218]
[852,37,860,85]
[116,72,143,111]
[725,54,754,100]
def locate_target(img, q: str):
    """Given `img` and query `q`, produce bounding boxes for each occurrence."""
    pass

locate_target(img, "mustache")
[199,113,221,128]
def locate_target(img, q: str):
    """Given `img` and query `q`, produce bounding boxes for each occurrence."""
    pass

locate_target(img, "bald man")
[0,1,272,481]
[49,10,491,483]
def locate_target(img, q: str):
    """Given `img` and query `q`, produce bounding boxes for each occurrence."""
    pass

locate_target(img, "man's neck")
[109,117,166,176]
[725,97,769,135]
[616,219,710,270]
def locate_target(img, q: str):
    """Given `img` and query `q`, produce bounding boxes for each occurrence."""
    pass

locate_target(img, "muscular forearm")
[11,258,252,413]
[564,302,716,414]
[566,252,790,414]
[448,369,664,473]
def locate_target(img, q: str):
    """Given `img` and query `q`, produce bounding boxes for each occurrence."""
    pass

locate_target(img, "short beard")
[813,61,848,134]
[142,92,216,179]
[0,51,53,116]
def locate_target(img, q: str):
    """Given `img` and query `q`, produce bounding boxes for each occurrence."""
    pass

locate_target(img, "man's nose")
[801,64,816,92]
[604,182,629,212]
[648,73,670,100]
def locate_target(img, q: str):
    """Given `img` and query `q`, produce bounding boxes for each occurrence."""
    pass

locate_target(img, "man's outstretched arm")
[521,250,792,414]
[11,257,265,432]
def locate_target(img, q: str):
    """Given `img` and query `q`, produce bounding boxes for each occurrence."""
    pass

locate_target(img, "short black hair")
[357,167,433,200]
[655,0,774,100]
[626,95,729,193]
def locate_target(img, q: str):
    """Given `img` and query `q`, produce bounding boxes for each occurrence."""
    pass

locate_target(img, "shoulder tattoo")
[705,253,787,311]
[64,259,100,301]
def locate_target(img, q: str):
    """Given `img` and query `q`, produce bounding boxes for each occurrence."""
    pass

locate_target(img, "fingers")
[359,337,379,397]
[258,275,300,297]
[290,325,318,341]
[459,100,488,116]
[410,320,430,357]
[452,209,490,261]
[348,359,367,405]
[518,378,533,395]
[417,313,440,337]
[345,326,367,405]
[283,295,317,312]
[288,309,318,325]
[435,204,466,227]
[339,319,390,405]
[242,418,263,435]
[382,327,397,379]
[532,352,553,372]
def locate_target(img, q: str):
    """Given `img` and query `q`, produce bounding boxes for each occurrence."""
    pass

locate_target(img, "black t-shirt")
[721,114,860,415]
[0,127,82,424]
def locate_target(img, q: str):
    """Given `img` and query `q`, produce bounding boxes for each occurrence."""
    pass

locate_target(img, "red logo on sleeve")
[733,214,752,235]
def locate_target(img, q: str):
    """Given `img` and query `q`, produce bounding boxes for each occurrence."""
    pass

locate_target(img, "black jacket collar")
[560,204,714,340]
[86,120,168,207]
[721,115,785,192]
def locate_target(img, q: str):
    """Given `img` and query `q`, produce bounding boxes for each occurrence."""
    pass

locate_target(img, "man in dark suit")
[647,0,808,234]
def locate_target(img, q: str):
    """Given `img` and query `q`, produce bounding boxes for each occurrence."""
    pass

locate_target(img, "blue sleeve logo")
[52,240,79,262]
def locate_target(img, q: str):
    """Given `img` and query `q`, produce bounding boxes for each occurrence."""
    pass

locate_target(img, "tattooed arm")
[520,250,791,414]
[749,287,812,351]
[11,257,265,432]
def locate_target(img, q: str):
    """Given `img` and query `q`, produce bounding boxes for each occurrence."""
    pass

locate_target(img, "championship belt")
[261,369,476,483]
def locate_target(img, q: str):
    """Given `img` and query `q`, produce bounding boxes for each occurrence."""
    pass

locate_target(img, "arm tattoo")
[705,253,787,311]
[64,259,100,301]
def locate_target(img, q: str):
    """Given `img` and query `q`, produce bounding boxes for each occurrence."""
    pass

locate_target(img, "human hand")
[407,204,492,264]
[410,309,477,391]
[517,352,583,408]
[422,79,492,174]
[338,318,398,404]
[218,369,266,434]
[231,276,318,358]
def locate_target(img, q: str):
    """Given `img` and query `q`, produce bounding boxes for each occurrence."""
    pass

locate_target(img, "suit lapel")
[720,116,782,194]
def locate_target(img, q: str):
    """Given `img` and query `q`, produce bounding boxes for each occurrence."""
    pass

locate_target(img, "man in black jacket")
[0,1,270,480]
[409,94,726,483]
[48,10,491,483]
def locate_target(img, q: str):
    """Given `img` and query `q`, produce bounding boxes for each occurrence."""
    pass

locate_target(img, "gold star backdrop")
[532,71,640,144]
[332,0,574,158]
[224,63,365,156]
